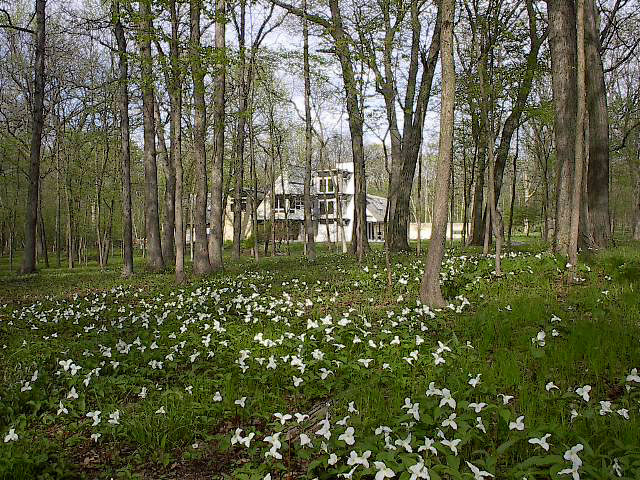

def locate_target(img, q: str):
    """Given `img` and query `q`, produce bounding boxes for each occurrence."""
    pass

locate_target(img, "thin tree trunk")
[20,0,46,274]
[168,0,185,282]
[420,0,454,307]
[113,0,134,276]
[569,0,586,277]
[190,0,212,275]
[303,0,316,261]
[209,0,225,270]
[507,128,519,248]
[138,0,164,271]
[155,98,176,265]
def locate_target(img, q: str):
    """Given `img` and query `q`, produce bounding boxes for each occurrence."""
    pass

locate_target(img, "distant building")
[255,161,386,243]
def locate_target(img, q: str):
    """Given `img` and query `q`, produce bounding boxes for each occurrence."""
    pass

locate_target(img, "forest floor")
[1,239,640,480]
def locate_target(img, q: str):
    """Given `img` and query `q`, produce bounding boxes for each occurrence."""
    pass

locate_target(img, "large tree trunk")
[113,0,134,276]
[384,1,441,252]
[584,0,610,249]
[469,117,487,245]
[303,0,316,261]
[138,0,164,272]
[20,0,46,274]
[420,0,454,307]
[548,0,577,255]
[209,0,225,270]
[190,0,212,275]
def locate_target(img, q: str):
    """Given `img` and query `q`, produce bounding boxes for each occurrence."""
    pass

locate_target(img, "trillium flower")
[315,418,331,439]
[264,432,282,459]
[468,374,482,388]
[626,368,640,383]
[617,408,629,420]
[299,433,313,447]
[213,391,222,402]
[234,396,247,408]
[599,401,612,415]
[108,410,120,425]
[346,450,371,468]
[67,386,79,400]
[395,432,412,452]
[532,331,546,347]
[408,459,430,479]
[348,401,359,414]
[475,416,487,433]
[441,437,461,455]
[509,415,525,431]
[439,389,456,409]
[576,385,591,402]
[293,376,303,387]
[155,406,166,414]
[274,412,292,425]
[4,428,18,443]
[358,358,373,368]
[373,461,395,479]
[498,393,514,405]
[442,413,458,430]
[338,426,356,445]
[559,444,584,479]
[426,382,442,397]
[418,437,437,455]
[545,382,559,392]
[528,433,551,451]
[432,353,445,366]
[337,415,350,426]
[468,402,486,413]
[57,401,68,415]
[90,433,101,442]
[86,410,101,426]
[328,452,338,465]
[295,413,309,423]
[466,461,494,480]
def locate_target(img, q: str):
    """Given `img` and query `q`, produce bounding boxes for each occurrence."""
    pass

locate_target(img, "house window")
[319,199,335,216]
[318,176,335,193]
[295,198,303,210]
[275,195,285,211]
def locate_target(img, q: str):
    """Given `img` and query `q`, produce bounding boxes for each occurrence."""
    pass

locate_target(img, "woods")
[0,0,639,302]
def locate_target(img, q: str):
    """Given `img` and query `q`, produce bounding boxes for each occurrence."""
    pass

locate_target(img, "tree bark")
[420,0,454,307]
[209,0,225,270]
[190,0,212,275]
[138,0,164,272]
[113,0,134,276]
[584,0,611,249]
[548,0,577,254]
[569,0,586,275]
[20,0,46,274]
[303,0,316,261]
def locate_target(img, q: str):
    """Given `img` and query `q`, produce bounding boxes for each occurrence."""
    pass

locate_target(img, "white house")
[256,161,387,243]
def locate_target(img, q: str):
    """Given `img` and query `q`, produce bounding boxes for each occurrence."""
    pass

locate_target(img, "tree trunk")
[420,0,454,307]
[20,0,46,274]
[155,99,176,265]
[584,0,610,249]
[548,0,577,255]
[168,0,185,282]
[209,0,225,271]
[569,0,586,275]
[113,0,134,276]
[327,0,368,260]
[190,0,212,275]
[138,0,164,271]
[303,0,316,261]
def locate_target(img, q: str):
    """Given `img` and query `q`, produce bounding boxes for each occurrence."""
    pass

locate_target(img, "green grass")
[1,239,639,479]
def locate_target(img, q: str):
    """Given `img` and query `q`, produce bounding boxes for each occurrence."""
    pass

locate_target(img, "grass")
[1,238,639,479]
